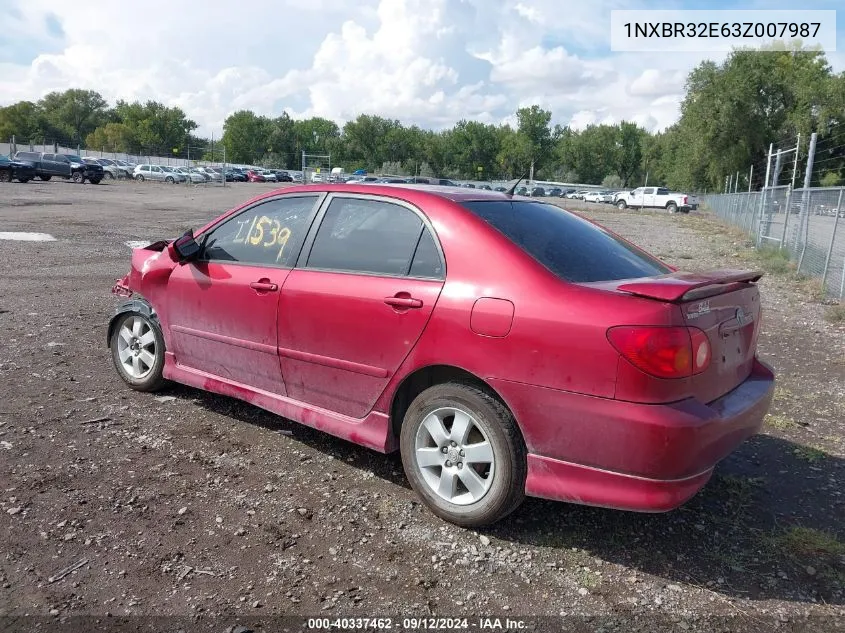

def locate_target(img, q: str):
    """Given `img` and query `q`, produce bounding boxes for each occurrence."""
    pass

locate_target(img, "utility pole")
[222,146,227,189]
[748,164,753,192]
[803,132,817,191]
[529,160,534,186]
[734,171,739,193]
[643,171,648,187]
[211,132,214,163]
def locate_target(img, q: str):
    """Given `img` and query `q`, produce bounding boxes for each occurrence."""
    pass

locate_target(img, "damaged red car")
[108,184,774,526]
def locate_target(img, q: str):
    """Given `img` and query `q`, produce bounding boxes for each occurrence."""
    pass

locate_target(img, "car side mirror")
[173,229,202,262]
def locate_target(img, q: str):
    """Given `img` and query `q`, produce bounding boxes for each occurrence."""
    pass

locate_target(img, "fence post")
[820,188,843,293]
[757,144,773,246]
[779,185,792,248]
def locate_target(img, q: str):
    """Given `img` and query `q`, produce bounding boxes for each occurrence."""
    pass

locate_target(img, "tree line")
[2,47,843,190]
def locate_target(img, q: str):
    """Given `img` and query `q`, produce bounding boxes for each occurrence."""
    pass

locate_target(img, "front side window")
[461,200,671,283]
[202,196,318,267]
[306,197,426,276]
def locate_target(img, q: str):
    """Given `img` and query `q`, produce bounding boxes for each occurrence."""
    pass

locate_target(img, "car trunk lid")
[609,270,764,403]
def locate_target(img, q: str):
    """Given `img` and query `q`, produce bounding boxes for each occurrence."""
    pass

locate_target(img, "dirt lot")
[0,180,843,632]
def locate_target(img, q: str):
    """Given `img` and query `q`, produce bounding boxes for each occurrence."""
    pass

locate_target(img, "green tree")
[39,89,110,146]
[615,121,644,186]
[448,120,501,178]
[221,110,273,164]
[85,122,136,153]
[516,105,553,171]
[0,101,48,142]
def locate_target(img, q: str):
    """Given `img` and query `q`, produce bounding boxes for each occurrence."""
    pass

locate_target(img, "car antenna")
[505,173,527,196]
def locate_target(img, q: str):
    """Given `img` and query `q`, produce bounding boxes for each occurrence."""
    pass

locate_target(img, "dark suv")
[13,151,104,184]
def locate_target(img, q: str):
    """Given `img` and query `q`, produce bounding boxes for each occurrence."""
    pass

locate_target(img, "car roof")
[266,182,530,203]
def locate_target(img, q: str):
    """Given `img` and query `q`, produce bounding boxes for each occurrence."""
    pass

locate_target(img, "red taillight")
[607,326,710,379]
[683,195,688,204]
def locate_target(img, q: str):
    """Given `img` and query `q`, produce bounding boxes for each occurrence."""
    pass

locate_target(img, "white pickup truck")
[614,187,697,213]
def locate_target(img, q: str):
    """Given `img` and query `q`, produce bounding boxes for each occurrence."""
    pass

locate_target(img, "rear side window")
[306,197,426,276]
[461,201,671,283]
[656,187,670,195]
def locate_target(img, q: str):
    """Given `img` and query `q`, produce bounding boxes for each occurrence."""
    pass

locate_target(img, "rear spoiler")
[616,270,764,302]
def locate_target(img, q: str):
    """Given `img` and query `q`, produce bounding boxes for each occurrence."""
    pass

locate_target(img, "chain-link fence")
[702,186,845,299]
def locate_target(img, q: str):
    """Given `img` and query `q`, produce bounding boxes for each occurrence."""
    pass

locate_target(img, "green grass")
[766,527,845,586]
[792,445,827,463]
[753,246,794,275]
[824,304,845,324]
[765,413,800,431]
[773,527,845,559]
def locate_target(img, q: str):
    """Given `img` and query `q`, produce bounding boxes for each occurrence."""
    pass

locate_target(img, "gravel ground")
[0,181,843,632]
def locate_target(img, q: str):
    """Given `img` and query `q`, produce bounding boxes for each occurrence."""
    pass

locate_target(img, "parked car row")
[11,151,105,183]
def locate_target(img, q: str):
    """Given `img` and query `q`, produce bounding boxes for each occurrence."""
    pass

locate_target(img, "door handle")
[250,280,278,292]
[384,296,423,309]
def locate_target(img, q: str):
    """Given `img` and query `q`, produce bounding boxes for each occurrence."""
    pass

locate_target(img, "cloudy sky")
[1,0,843,137]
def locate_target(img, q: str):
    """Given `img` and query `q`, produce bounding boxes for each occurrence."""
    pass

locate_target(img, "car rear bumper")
[492,358,774,512]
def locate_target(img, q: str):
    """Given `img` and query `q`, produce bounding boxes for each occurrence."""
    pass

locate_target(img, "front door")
[279,194,445,418]
[164,194,321,394]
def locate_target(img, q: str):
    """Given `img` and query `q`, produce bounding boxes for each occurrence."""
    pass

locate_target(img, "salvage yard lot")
[0,180,843,629]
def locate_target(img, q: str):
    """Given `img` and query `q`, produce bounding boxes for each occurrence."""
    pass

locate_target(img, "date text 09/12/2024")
[306,617,528,630]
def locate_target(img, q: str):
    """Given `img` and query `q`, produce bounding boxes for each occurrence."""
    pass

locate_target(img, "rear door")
[278,194,445,418]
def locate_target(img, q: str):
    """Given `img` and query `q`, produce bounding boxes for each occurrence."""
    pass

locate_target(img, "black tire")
[89,178,102,185]
[18,178,30,183]
[72,171,85,184]
[136,174,145,182]
[105,171,115,179]
[617,200,627,210]
[165,176,174,184]
[0,170,11,182]
[39,175,52,181]
[399,382,527,527]
[667,202,678,214]
[109,311,167,392]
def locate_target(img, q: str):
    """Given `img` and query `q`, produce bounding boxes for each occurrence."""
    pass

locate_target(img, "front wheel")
[400,383,526,527]
[617,200,627,210]
[165,176,174,183]
[105,171,115,179]
[110,312,166,392]
[72,171,85,184]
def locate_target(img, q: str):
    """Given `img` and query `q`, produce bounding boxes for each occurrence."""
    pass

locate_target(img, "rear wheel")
[39,175,52,181]
[105,171,115,179]
[0,170,11,182]
[18,178,30,183]
[400,383,526,527]
[89,178,102,185]
[72,171,85,184]
[110,312,166,392]
[667,202,678,214]
[135,174,145,182]
[165,176,174,184]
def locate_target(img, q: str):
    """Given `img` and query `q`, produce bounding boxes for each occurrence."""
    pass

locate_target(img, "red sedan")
[246,169,265,182]
[108,184,774,526]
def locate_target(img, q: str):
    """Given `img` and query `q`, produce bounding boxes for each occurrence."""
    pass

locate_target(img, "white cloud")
[0,0,842,137]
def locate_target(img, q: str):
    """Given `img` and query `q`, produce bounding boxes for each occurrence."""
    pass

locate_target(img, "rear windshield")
[461,200,671,283]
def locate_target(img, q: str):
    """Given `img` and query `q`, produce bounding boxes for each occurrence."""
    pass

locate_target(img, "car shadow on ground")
[177,386,844,606]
